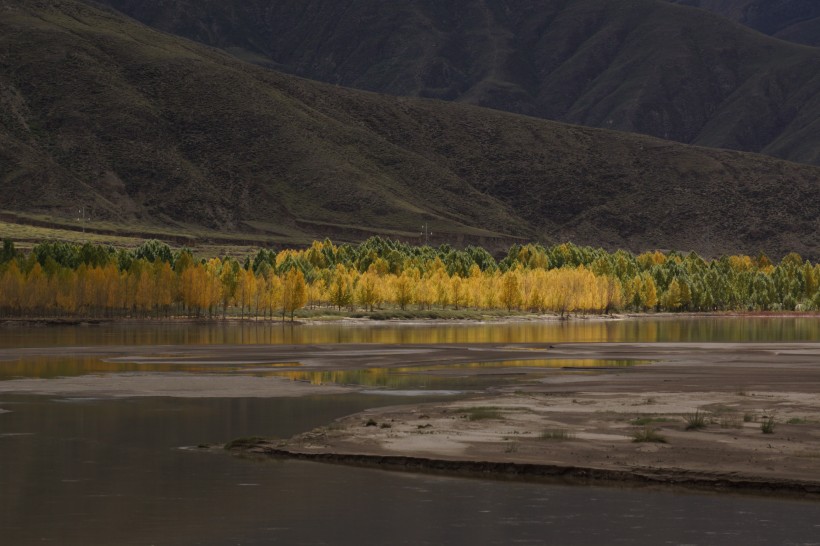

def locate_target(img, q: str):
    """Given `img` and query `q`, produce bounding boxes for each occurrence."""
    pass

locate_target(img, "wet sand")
[4,341,820,494]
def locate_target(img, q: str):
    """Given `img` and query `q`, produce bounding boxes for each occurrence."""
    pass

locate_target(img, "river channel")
[1,318,820,545]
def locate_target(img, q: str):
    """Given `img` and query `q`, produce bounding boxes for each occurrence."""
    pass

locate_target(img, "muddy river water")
[1,318,820,545]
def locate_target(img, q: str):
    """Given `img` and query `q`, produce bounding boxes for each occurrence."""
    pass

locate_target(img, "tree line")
[0,237,818,320]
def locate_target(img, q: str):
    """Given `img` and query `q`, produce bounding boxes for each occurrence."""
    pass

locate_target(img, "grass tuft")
[632,426,667,443]
[761,414,777,434]
[684,410,708,431]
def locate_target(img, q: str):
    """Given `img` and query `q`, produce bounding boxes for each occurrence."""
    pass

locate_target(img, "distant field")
[0,218,269,258]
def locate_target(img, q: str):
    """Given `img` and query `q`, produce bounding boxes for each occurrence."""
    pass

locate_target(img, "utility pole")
[76,206,88,234]
[420,223,432,246]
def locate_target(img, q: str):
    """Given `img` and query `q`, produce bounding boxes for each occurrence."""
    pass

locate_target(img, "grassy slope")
[1,0,820,258]
[94,0,820,166]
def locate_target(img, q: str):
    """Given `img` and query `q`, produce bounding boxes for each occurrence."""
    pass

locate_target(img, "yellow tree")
[481,271,501,310]
[236,268,257,319]
[306,278,325,311]
[101,263,123,317]
[263,273,283,319]
[450,274,466,310]
[203,259,223,317]
[429,269,450,309]
[134,262,155,317]
[525,269,547,312]
[219,259,239,319]
[155,261,175,317]
[464,265,483,309]
[328,264,354,310]
[392,271,415,310]
[600,275,623,314]
[414,272,433,310]
[0,262,24,315]
[356,270,381,312]
[543,269,576,317]
[499,269,521,311]
[281,268,307,321]
[54,268,78,316]
[663,278,685,311]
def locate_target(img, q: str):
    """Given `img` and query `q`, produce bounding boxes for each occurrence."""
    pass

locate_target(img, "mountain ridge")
[670,0,820,46]
[1,0,819,258]
[91,0,820,166]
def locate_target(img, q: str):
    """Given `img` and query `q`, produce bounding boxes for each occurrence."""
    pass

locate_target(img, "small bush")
[761,415,777,434]
[632,426,667,443]
[365,418,378,427]
[464,407,503,421]
[743,413,755,423]
[540,428,575,440]
[684,410,707,431]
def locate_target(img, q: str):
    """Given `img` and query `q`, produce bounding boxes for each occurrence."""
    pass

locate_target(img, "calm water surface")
[2,318,820,545]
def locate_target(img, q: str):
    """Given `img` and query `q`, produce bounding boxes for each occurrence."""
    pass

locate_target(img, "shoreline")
[2,310,820,328]
[233,444,820,500]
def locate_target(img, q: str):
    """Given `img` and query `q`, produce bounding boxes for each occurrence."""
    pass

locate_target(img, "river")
[1,318,819,545]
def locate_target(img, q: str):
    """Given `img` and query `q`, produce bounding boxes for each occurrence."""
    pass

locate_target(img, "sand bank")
[227,342,820,497]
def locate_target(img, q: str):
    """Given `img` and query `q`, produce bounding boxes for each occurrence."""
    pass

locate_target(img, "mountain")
[670,0,820,46]
[2,0,820,258]
[90,0,820,166]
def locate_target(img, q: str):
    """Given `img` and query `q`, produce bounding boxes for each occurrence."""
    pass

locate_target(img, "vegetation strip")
[238,445,820,499]
[1,237,819,320]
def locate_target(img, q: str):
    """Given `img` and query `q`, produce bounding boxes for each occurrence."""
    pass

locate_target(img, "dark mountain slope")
[671,0,820,46]
[93,0,820,166]
[2,0,819,258]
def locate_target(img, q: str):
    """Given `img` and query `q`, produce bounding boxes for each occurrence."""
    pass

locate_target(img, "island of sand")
[227,342,820,497]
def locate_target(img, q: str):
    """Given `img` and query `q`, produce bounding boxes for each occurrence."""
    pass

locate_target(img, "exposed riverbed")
[2,318,820,544]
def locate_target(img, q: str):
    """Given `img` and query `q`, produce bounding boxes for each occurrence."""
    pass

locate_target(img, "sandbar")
[230,342,820,497]
[5,341,820,494]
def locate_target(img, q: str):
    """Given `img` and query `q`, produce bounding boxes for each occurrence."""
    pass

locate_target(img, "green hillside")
[94,0,820,166]
[2,0,820,258]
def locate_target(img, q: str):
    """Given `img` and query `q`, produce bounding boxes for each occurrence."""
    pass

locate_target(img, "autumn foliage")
[0,238,818,320]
